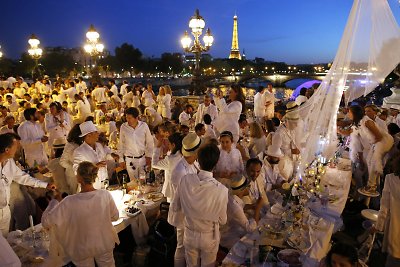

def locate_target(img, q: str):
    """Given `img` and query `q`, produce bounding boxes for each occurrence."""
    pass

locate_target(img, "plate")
[277,249,302,266]
[124,207,142,217]
[361,209,379,222]
[145,192,164,202]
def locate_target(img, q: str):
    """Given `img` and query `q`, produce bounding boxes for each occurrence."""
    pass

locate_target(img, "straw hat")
[79,121,98,137]
[284,101,299,121]
[231,176,249,193]
[52,137,66,149]
[266,145,284,158]
[182,133,202,157]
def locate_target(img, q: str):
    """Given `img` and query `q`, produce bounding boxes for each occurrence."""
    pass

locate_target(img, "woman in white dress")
[163,85,172,119]
[42,161,119,267]
[152,132,184,203]
[59,124,82,194]
[343,105,393,195]
[156,86,166,116]
[214,85,246,143]
[248,122,267,158]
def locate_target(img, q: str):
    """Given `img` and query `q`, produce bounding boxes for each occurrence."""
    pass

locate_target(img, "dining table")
[6,184,165,266]
[222,157,352,267]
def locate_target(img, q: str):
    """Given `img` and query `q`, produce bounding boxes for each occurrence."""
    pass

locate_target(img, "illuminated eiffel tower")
[229,14,241,60]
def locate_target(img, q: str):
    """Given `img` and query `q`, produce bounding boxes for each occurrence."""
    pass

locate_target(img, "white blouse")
[214,98,242,142]
[214,147,244,178]
[42,190,119,262]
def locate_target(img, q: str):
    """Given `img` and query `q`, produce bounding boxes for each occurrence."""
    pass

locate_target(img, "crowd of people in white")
[0,75,399,267]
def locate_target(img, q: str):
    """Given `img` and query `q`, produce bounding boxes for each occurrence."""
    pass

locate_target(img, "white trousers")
[72,250,115,267]
[125,157,146,181]
[183,228,219,267]
[174,228,186,267]
[0,206,11,236]
[367,135,393,187]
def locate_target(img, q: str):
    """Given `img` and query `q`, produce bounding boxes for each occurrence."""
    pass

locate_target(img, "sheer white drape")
[296,0,400,167]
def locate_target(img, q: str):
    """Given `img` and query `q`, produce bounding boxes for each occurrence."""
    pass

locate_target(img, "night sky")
[1,0,400,64]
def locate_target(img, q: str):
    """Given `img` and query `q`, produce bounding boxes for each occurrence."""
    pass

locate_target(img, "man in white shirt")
[0,116,15,134]
[245,158,268,207]
[220,176,258,249]
[272,102,303,161]
[179,104,194,127]
[17,77,28,89]
[118,107,154,181]
[253,86,266,123]
[171,143,228,267]
[120,80,129,96]
[61,81,77,113]
[17,108,48,167]
[0,133,56,235]
[13,82,26,99]
[263,84,276,119]
[295,87,308,106]
[91,82,107,105]
[77,77,87,94]
[73,121,111,190]
[141,84,155,107]
[3,95,18,113]
[108,79,119,96]
[260,145,292,191]
[168,133,202,267]
[194,95,218,125]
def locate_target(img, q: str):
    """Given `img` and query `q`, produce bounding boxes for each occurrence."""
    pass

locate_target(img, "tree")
[0,58,15,76]
[41,51,76,77]
[115,43,143,76]
[159,53,184,74]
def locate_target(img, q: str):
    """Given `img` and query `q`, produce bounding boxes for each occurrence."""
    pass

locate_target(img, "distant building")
[242,49,246,61]
[229,14,241,60]
[43,46,110,66]
[183,53,213,64]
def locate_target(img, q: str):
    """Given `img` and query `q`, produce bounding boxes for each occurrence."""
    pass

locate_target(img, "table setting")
[7,178,165,266]
[222,156,352,267]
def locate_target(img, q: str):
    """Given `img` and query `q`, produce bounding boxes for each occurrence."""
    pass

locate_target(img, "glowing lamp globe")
[203,28,214,47]
[189,9,205,34]
[181,31,192,49]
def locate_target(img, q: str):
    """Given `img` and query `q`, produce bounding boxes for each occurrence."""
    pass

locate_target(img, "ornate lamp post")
[28,34,43,79]
[84,24,104,78]
[181,9,214,95]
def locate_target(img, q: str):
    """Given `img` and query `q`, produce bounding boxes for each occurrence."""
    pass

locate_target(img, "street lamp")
[0,45,3,58]
[84,24,104,77]
[181,9,214,95]
[28,34,43,79]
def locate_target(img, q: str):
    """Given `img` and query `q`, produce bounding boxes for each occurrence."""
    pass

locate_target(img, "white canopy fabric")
[297,0,400,167]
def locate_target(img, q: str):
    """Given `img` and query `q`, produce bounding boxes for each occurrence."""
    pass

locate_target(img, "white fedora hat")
[230,176,249,193]
[284,101,299,121]
[266,145,284,158]
[79,121,98,137]
[182,133,202,157]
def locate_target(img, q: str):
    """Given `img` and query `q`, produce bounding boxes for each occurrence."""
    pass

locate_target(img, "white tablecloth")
[8,191,164,266]
[223,158,352,267]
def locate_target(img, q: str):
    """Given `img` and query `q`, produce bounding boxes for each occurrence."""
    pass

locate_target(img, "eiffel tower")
[229,14,241,60]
